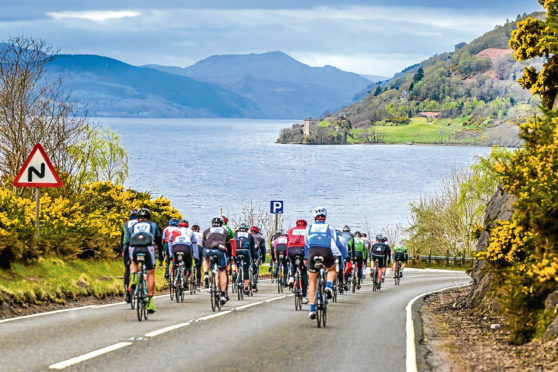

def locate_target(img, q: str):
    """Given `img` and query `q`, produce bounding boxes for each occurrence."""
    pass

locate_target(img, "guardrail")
[412,255,474,265]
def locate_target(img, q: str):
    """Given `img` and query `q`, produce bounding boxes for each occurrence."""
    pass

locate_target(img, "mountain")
[277,13,544,145]
[45,55,262,118]
[144,51,372,118]
[359,74,390,83]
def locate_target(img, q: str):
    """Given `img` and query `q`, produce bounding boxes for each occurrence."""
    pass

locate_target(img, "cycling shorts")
[275,244,287,260]
[235,249,252,280]
[371,254,387,268]
[394,251,408,263]
[130,246,156,270]
[307,247,335,273]
[288,247,304,266]
[207,248,227,270]
[172,244,193,268]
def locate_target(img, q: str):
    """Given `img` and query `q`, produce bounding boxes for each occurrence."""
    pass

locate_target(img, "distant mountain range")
[44,51,373,119]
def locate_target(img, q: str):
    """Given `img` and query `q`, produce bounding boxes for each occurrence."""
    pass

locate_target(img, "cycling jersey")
[234,231,256,258]
[371,241,391,267]
[169,227,199,259]
[272,235,288,260]
[250,232,266,261]
[354,237,368,259]
[203,226,231,252]
[341,231,354,256]
[126,220,162,268]
[287,226,306,250]
[304,221,348,258]
[121,218,138,251]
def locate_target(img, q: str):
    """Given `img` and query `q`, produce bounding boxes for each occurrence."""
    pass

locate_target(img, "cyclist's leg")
[129,247,139,288]
[164,242,171,278]
[356,252,364,279]
[301,264,309,298]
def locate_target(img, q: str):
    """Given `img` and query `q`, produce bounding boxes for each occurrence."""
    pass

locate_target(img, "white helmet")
[312,207,327,219]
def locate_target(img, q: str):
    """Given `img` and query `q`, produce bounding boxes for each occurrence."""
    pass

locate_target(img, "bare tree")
[0,36,89,192]
[231,200,284,245]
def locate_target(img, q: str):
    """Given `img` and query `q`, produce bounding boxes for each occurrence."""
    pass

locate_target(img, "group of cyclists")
[120,206,409,319]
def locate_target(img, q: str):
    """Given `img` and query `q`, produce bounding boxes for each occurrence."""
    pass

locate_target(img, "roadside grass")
[0,258,169,306]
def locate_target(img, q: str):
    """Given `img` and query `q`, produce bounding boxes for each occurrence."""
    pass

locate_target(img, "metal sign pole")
[274,213,278,233]
[35,187,40,238]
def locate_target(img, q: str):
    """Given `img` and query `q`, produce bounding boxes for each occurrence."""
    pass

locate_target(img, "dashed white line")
[145,322,191,337]
[49,342,132,370]
[264,295,287,303]
[197,310,233,321]
[235,301,264,310]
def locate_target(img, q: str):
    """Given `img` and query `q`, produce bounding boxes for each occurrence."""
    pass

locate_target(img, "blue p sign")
[270,200,284,214]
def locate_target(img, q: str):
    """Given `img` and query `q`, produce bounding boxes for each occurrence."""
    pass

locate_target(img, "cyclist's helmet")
[169,218,179,227]
[238,223,249,231]
[137,208,151,219]
[362,233,367,238]
[342,225,350,232]
[376,234,383,241]
[130,208,138,218]
[178,219,189,227]
[212,216,223,226]
[312,206,327,220]
[192,224,200,232]
[354,231,362,237]
[296,219,307,227]
[250,225,260,233]
[221,215,229,225]
[382,236,389,242]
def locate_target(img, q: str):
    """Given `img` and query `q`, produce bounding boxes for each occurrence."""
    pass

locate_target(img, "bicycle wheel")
[316,285,323,328]
[169,267,175,301]
[136,274,144,322]
[210,271,217,312]
[237,266,244,301]
[130,287,136,310]
[190,268,196,295]
[352,270,356,293]
[248,267,254,297]
[322,303,327,328]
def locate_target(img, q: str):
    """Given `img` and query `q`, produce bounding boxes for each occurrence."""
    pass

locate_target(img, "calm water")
[97,118,491,233]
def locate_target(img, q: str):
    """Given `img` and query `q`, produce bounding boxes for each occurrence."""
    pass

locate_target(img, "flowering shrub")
[476,220,532,267]
[0,182,181,266]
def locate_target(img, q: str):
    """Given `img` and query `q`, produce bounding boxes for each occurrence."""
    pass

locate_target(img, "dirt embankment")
[418,287,558,372]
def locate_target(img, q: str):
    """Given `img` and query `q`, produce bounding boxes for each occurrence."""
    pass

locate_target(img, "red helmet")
[250,226,260,233]
[220,215,228,224]
[178,219,189,227]
[296,219,307,227]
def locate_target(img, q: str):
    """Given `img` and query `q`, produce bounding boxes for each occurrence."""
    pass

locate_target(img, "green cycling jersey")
[353,237,368,259]
[394,245,408,253]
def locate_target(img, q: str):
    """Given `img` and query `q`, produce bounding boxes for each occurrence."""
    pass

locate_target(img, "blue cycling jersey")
[304,221,348,258]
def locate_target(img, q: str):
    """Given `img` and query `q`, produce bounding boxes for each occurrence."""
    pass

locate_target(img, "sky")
[0,0,542,76]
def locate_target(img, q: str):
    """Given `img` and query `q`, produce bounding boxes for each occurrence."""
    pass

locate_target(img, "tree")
[412,67,424,83]
[0,36,88,191]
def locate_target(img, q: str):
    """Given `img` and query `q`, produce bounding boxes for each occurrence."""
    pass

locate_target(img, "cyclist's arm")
[260,239,266,263]
[332,229,349,259]
[191,231,199,260]
[154,224,163,263]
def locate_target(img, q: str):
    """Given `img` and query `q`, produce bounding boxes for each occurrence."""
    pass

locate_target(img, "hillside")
[46,55,262,118]
[145,51,372,118]
[278,13,544,145]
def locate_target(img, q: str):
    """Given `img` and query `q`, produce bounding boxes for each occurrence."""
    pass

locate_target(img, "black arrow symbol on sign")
[28,163,45,182]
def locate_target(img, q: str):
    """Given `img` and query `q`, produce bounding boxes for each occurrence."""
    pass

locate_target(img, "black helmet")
[137,208,151,219]
[354,231,362,237]
[376,234,383,241]
[130,208,138,218]
[192,224,200,232]
[342,225,350,232]
[238,223,249,231]
[212,216,223,226]
[382,236,388,242]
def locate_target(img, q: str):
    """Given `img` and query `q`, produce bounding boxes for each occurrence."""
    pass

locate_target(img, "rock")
[467,185,516,308]
[544,290,558,312]
[543,315,558,340]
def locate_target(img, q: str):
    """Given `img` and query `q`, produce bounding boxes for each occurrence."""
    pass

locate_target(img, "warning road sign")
[13,143,63,188]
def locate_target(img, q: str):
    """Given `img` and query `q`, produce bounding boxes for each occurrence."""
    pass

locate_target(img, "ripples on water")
[98,118,491,234]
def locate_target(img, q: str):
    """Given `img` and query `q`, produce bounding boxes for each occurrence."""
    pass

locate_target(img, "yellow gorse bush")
[0,182,181,265]
[476,220,532,266]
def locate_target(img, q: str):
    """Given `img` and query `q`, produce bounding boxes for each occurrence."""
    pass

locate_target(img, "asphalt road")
[0,268,469,372]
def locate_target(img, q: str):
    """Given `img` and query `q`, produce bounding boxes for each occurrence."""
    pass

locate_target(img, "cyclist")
[370,235,391,290]
[192,224,203,289]
[340,225,354,291]
[162,218,180,280]
[121,208,138,303]
[272,232,289,285]
[250,225,266,292]
[305,207,348,320]
[221,215,235,239]
[287,219,309,303]
[392,244,409,278]
[352,231,367,289]
[169,220,198,288]
[233,223,256,294]
[203,216,231,305]
[269,229,284,275]
[126,208,162,313]
[336,230,348,293]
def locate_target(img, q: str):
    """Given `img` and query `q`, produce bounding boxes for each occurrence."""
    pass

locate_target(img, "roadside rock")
[468,184,516,308]
[543,291,558,340]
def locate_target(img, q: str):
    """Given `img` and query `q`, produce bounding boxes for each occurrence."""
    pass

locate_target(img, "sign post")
[13,143,63,237]
[270,200,284,232]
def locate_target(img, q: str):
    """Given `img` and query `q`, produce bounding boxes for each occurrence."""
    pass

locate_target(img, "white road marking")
[235,301,264,310]
[405,284,469,372]
[264,295,287,303]
[197,310,233,321]
[49,342,132,370]
[0,305,97,324]
[145,322,190,337]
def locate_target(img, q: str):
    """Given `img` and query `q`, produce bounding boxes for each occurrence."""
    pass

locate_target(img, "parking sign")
[270,200,284,214]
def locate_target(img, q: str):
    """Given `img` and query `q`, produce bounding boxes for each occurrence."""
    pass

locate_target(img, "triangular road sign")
[13,143,63,188]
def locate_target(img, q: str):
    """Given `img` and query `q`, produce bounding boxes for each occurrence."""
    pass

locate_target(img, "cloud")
[46,10,140,22]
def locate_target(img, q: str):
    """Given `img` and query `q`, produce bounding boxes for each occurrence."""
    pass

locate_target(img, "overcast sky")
[0,0,541,76]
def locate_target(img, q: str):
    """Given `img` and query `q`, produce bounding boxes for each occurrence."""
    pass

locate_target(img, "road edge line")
[0,305,97,324]
[49,341,132,370]
[405,284,469,372]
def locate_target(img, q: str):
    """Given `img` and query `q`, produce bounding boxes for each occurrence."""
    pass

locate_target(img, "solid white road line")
[145,322,191,337]
[0,305,97,324]
[405,284,469,372]
[49,342,132,370]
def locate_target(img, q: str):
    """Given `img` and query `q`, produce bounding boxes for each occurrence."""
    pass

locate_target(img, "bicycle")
[173,252,186,303]
[168,255,175,302]
[394,260,402,286]
[235,254,247,301]
[277,253,286,293]
[372,257,381,292]
[250,257,260,295]
[351,258,359,293]
[190,262,198,295]
[134,253,148,321]
[269,260,275,283]
[209,253,222,312]
[313,256,327,328]
[291,255,304,310]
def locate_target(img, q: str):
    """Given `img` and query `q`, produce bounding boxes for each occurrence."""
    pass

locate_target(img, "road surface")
[0,268,469,372]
